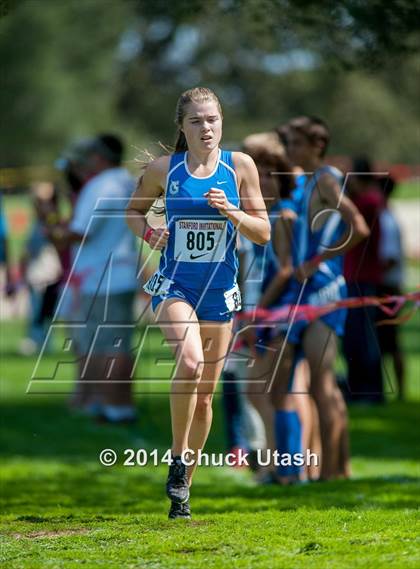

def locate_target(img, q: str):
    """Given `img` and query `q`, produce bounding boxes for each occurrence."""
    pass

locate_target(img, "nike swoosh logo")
[172,290,186,298]
[216,181,227,185]
[190,252,209,260]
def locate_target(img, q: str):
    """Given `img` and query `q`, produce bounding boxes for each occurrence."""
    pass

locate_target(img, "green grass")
[392,179,419,201]
[1,314,420,568]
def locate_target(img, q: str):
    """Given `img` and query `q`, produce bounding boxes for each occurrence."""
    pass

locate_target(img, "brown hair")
[174,87,223,153]
[135,88,222,218]
[242,131,295,199]
[288,116,330,158]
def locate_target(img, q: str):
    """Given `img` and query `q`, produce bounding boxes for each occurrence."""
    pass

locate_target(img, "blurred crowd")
[1,135,143,423]
[0,120,406,482]
[221,125,406,483]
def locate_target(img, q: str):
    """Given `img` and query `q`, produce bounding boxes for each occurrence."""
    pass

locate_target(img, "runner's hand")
[148,228,169,250]
[204,188,234,216]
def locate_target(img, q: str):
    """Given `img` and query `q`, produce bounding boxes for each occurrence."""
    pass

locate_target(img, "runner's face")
[287,131,317,167]
[182,101,222,152]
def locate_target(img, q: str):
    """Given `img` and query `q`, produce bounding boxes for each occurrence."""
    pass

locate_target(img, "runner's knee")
[179,355,202,382]
[195,394,213,419]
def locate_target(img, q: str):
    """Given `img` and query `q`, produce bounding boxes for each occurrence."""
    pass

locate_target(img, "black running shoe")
[168,500,191,520]
[166,456,189,504]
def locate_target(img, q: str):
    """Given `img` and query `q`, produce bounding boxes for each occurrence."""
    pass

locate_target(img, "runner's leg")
[187,319,233,485]
[155,299,204,456]
[303,320,350,479]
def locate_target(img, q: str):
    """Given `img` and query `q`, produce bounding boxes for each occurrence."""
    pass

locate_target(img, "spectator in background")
[0,192,16,298]
[19,183,63,355]
[343,156,386,403]
[50,134,139,424]
[377,176,405,400]
[37,140,96,402]
[52,138,97,328]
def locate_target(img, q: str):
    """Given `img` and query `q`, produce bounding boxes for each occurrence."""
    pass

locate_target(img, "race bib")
[174,219,227,263]
[224,283,242,312]
[143,271,173,296]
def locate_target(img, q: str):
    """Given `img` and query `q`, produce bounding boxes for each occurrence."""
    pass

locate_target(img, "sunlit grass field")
[1,185,419,567]
[1,312,419,568]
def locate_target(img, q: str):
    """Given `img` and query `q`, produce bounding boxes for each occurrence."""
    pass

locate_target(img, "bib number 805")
[186,231,215,252]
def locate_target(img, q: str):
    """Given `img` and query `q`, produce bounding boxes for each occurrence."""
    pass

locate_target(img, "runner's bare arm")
[205,152,270,245]
[233,152,270,244]
[125,156,170,249]
[316,172,370,260]
[259,213,295,308]
[295,172,369,281]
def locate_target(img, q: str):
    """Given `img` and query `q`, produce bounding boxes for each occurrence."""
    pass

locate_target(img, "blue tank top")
[261,175,307,295]
[263,167,347,306]
[159,149,240,290]
[294,165,346,285]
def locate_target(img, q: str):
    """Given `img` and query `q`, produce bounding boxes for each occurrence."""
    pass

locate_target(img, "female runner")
[241,132,320,485]
[126,87,270,518]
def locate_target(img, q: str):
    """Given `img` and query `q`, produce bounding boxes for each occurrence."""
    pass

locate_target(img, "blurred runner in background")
[240,131,321,484]
[267,117,370,480]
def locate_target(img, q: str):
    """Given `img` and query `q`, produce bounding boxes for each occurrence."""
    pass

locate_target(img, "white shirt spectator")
[69,167,138,295]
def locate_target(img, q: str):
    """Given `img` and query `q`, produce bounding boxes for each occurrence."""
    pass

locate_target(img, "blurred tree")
[0,0,134,166]
[1,0,419,168]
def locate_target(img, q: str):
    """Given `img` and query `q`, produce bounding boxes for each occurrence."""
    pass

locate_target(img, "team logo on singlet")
[169,180,179,195]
